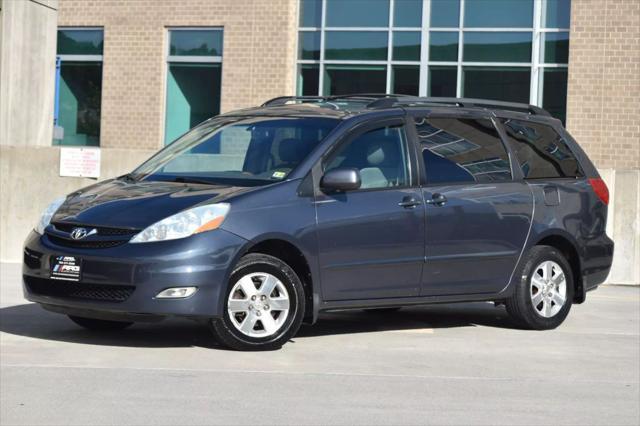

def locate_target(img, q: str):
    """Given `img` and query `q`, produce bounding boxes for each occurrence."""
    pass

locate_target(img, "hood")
[52,179,250,229]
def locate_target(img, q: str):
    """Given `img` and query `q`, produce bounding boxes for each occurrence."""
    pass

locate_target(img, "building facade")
[0,0,638,284]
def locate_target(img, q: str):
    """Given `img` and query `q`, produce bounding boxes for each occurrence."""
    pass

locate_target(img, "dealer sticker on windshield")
[50,255,82,281]
[271,171,286,179]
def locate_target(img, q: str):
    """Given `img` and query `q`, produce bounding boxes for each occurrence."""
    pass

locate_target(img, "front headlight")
[35,197,66,235]
[130,203,230,243]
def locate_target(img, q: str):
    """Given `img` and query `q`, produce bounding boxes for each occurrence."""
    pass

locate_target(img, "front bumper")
[22,229,248,319]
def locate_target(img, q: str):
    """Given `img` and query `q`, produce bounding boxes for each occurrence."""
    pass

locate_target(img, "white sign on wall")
[59,147,101,178]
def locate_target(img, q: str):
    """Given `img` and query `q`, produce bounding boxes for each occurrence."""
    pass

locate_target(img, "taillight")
[588,178,609,205]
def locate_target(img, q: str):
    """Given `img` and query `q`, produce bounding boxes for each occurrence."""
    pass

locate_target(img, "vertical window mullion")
[387,0,394,93]
[456,0,465,97]
[530,0,542,105]
[318,0,327,96]
[419,0,431,96]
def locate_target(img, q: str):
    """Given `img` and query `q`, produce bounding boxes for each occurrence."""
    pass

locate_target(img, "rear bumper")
[22,229,248,319]
[582,234,614,291]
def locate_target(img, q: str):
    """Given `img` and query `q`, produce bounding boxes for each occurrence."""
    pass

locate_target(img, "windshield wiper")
[171,176,218,186]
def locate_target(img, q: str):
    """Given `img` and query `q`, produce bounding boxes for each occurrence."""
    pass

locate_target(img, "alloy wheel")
[530,260,567,318]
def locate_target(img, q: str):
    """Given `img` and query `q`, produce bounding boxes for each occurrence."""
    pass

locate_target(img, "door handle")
[398,196,421,209]
[425,193,447,206]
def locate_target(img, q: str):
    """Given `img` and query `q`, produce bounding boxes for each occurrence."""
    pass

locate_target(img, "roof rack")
[261,95,551,117]
[368,96,551,116]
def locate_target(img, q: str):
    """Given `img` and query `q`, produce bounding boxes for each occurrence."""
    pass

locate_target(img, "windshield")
[132,116,339,186]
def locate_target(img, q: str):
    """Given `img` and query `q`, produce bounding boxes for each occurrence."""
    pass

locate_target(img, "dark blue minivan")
[23,95,614,350]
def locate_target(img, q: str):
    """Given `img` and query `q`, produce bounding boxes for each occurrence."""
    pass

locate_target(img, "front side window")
[54,28,104,146]
[417,117,511,184]
[325,125,410,190]
[500,119,581,178]
[135,116,338,186]
[165,28,223,145]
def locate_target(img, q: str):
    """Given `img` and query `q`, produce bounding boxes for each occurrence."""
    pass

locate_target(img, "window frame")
[407,110,519,187]
[313,117,419,195]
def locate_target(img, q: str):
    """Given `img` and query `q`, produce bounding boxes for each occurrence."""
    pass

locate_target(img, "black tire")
[68,315,133,331]
[210,253,305,351]
[506,245,574,330]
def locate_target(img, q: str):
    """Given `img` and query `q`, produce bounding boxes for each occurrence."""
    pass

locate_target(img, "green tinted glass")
[57,30,104,55]
[325,31,388,60]
[541,32,569,63]
[463,66,530,103]
[393,32,421,61]
[300,0,323,27]
[430,0,460,27]
[543,0,571,28]
[429,66,457,97]
[541,68,568,123]
[169,30,223,56]
[429,32,458,61]
[165,63,221,144]
[392,65,420,95]
[324,65,387,96]
[326,0,389,27]
[394,0,422,27]
[54,62,102,146]
[464,0,533,28]
[463,32,532,62]
[299,32,321,60]
[298,65,320,96]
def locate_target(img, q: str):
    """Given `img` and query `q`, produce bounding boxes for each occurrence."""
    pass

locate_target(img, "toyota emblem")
[70,228,88,240]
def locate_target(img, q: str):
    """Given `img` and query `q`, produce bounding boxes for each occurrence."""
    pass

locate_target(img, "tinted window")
[500,119,581,179]
[325,126,410,189]
[416,118,511,184]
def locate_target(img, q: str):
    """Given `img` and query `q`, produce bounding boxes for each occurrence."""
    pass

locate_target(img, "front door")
[315,121,425,301]
[413,115,533,296]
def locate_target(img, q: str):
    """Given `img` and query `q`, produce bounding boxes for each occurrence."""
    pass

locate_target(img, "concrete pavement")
[1,263,638,425]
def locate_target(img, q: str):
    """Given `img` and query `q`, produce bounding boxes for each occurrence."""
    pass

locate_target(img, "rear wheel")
[68,315,133,331]
[210,253,305,351]
[506,245,574,330]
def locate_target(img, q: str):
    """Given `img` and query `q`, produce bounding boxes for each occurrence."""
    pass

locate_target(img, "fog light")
[155,287,197,299]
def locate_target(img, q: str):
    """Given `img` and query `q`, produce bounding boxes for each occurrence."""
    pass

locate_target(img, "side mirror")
[320,168,361,192]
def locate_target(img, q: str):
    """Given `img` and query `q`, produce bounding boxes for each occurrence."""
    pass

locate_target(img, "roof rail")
[368,96,551,116]
[261,96,326,107]
[262,94,404,107]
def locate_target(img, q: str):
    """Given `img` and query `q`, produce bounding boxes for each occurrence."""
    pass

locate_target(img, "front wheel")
[506,245,574,330]
[210,253,305,351]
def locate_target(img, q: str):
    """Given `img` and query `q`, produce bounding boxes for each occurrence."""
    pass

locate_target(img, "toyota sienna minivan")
[23,95,614,350]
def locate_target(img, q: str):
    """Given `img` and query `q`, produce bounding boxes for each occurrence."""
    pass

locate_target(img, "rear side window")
[500,119,582,179]
[415,117,512,184]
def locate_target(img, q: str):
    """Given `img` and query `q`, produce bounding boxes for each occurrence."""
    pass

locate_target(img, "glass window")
[416,117,511,184]
[325,31,388,60]
[500,119,581,178]
[543,0,571,28]
[429,32,458,61]
[464,0,534,28]
[394,0,422,27]
[325,125,410,189]
[137,117,339,186]
[326,0,389,27]
[463,67,530,103]
[430,0,460,27]
[541,32,569,63]
[165,64,221,144]
[55,29,104,147]
[298,64,320,96]
[300,0,322,27]
[540,68,568,124]
[463,32,532,62]
[169,29,223,56]
[57,29,103,55]
[429,66,457,97]
[55,62,102,146]
[324,65,387,95]
[298,31,321,60]
[392,32,421,61]
[392,65,420,95]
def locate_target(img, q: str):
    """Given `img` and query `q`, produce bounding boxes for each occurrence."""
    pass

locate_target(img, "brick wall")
[58,0,298,150]
[566,0,640,171]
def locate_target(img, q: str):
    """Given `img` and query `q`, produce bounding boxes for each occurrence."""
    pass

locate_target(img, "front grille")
[24,276,134,302]
[46,223,138,249]
[47,235,125,249]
